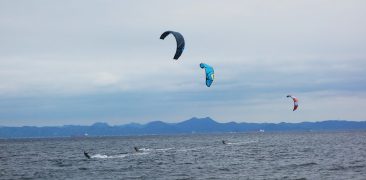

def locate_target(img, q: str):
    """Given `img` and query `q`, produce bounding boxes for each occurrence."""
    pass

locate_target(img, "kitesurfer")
[84,151,91,159]
[222,140,227,145]
[134,147,140,152]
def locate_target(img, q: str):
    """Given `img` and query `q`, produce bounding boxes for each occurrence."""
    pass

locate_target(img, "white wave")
[226,141,257,145]
[138,148,150,151]
[91,154,108,159]
[91,154,128,159]
[155,148,174,151]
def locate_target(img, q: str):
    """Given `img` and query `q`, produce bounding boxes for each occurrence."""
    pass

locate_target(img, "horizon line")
[1,117,365,128]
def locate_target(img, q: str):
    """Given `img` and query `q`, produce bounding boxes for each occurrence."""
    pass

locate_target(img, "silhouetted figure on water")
[84,151,91,159]
[134,147,141,152]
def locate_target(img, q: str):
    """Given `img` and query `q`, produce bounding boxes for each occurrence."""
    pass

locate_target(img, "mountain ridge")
[1,118,366,138]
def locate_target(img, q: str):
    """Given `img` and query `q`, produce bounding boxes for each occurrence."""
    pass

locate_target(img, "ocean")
[1,132,365,179]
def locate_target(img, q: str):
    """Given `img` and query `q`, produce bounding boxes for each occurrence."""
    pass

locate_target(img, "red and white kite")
[286,95,299,111]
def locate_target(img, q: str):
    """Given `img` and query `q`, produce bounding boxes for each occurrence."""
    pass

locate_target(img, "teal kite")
[200,63,215,87]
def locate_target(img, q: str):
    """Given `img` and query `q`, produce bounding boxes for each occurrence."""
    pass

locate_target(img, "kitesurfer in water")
[84,151,91,159]
[134,147,140,152]
[222,140,227,145]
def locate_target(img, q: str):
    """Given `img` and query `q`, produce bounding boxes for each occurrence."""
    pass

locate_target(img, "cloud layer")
[0,0,365,126]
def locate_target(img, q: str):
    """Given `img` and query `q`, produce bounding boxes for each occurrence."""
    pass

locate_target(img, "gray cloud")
[0,0,365,125]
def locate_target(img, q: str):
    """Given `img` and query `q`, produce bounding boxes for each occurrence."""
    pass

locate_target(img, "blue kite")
[199,63,215,87]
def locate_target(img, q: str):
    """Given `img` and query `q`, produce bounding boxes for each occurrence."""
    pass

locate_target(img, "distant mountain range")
[1,117,366,138]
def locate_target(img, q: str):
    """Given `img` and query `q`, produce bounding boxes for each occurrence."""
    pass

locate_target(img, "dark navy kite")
[160,31,185,60]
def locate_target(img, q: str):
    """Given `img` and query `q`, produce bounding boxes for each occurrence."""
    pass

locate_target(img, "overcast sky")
[0,0,365,126]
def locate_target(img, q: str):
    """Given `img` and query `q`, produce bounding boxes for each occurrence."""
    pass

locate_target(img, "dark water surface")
[1,132,366,179]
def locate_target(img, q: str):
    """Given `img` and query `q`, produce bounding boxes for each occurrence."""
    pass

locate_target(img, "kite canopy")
[287,95,299,111]
[160,31,185,60]
[200,63,215,87]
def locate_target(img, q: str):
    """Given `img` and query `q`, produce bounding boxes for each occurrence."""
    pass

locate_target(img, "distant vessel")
[259,129,265,132]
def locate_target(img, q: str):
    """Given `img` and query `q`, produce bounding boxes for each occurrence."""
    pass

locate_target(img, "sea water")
[1,132,365,179]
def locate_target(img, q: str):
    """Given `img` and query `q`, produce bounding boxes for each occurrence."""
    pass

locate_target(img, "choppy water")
[1,132,366,179]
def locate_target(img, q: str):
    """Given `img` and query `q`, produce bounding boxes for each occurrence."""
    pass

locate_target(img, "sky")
[0,0,365,126]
